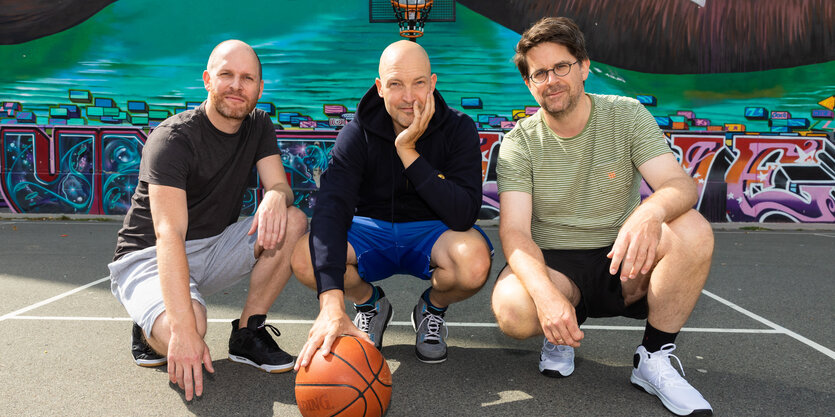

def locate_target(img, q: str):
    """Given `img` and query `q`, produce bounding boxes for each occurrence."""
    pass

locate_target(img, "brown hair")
[513,17,589,79]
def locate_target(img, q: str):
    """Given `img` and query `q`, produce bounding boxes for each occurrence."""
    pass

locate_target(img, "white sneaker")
[539,337,575,377]
[631,344,713,416]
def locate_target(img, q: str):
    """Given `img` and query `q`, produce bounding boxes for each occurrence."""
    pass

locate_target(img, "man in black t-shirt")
[108,40,307,401]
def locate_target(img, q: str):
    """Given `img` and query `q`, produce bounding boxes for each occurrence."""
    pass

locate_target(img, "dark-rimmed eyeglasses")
[528,60,580,84]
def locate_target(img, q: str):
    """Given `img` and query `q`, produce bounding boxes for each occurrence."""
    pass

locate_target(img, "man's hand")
[167,328,214,401]
[293,291,372,372]
[607,205,664,280]
[533,288,584,347]
[248,189,288,250]
[394,90,435,154]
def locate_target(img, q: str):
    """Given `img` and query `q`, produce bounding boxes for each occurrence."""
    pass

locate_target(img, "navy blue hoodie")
[310,85,483,295]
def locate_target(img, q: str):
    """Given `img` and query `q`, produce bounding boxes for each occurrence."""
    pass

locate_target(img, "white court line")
[6,315,782,334]
[0,277,110,322]
[1,279,827,358]
[702,289,835,360]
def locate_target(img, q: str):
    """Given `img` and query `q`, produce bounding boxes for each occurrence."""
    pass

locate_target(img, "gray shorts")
[109,217,258,338]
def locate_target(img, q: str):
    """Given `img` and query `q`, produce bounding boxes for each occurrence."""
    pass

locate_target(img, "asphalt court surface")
[1,219,833,416]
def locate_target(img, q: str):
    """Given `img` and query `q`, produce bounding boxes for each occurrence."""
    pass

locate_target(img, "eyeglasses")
[528,60,580,84]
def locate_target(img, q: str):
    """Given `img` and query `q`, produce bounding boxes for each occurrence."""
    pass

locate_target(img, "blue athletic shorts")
[347,216,493,282]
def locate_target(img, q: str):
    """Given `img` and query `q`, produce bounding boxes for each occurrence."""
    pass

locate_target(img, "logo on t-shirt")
[607,171,616,179]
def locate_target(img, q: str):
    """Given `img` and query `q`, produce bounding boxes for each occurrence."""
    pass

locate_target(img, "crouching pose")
[292,40,492,368]
[108,40,307,401]
[492,17,714,416]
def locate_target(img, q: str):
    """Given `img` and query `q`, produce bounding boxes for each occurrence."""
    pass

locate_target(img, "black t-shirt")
[113,103,278,260]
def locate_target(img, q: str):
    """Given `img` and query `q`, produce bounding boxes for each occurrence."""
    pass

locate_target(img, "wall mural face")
[1,0,833,222]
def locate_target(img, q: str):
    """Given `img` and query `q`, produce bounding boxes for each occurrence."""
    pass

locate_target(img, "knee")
[290,234,315,288]
[286,206,309,239]
[493,302,537,340]
[670,210,714,262]
[491,285,538,340]
[451,242,491,291]
[192,301,208,337]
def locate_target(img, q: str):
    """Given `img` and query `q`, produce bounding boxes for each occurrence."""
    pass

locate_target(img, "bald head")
[374,40,437,135]
[207,39,262,80]
[378,40,431,79]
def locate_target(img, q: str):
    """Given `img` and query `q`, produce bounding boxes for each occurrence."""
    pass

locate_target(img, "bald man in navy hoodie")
[291,40,493,367]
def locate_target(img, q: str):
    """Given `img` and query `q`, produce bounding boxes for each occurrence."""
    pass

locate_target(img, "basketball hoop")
[390,0,433,40]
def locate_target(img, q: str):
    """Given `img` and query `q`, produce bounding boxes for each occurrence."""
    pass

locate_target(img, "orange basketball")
[295,335,392,417]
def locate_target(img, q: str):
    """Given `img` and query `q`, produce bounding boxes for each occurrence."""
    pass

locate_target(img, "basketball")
[295,335,392,417]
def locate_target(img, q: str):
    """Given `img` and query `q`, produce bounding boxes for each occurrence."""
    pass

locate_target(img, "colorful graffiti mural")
[2,0,834,222]
[3,118,833,222]
[664,132,835,222]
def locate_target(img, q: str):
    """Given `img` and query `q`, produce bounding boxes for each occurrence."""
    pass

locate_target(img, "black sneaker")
[131,322,167,367]
[228,314,294,373]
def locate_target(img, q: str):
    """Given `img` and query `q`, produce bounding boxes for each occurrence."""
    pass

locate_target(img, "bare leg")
[621,210,714,332]
[426,229,492,308]
[238,206,308,327]
[145,299,208,355]
[491,265,581,340]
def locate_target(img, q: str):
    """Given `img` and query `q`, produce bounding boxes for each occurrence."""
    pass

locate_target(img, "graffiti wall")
[3,122,833,222]
[2,0,834,223]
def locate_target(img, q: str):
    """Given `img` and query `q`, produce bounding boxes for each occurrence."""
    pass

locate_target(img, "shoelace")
[353,307,378,333]
[647,344,689,389]
[256,323,282,348]
[543,339,572,357]
[418,311,448,343]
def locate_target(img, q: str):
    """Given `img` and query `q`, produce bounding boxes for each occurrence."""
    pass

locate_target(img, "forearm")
[395,146,419,169]
[319,289,346,312]
[156,233,196,333]
[501,229,566,306]
[639,177,698,223]
[265,183,294,207]
[406,156,481,230]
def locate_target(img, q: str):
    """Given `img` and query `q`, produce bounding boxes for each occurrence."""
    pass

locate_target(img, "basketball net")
[390,0,433,40]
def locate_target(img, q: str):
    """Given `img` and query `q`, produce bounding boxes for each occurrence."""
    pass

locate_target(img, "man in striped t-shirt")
[492,17,714,416]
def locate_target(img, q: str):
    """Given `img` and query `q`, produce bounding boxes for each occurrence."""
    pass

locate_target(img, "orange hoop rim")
[391,0,433,10]
[399,29,425,39]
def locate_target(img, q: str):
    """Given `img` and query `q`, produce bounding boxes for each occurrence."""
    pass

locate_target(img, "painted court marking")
[3,315,783,334]
[1,277,832,360]
[701,289,835,360]
[0,276,109,322]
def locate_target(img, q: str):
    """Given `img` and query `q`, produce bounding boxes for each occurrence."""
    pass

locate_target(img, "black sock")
[357,285,380,306]
[421,287,446,314]
[641,321,678,352]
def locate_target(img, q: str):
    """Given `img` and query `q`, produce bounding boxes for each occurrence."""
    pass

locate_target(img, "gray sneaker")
[410,296,448,363]
[539,337,575,377]
[353,286,393,350]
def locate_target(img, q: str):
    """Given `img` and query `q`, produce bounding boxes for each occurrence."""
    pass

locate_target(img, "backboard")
[369,0,456,23]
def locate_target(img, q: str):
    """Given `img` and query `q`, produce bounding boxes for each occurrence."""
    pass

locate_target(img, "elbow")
[447,210,479,231]
[153,223,185,243]
[450,198,481,231]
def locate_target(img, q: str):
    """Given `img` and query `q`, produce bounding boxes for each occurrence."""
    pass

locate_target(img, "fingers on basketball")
[295,335,393,417]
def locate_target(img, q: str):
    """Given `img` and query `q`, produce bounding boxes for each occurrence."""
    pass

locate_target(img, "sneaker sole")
[228,354,294,373]
[415,350,447,364]
[539,364,573,378]
[410,308,447,364]
[135,358,167,367]
[630,372,713,416]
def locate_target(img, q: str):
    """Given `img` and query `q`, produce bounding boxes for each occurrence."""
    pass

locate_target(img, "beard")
[540,84,582,121]
[210,89,256,120]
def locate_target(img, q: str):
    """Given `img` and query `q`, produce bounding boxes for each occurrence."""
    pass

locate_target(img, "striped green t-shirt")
[497,94,671,249]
